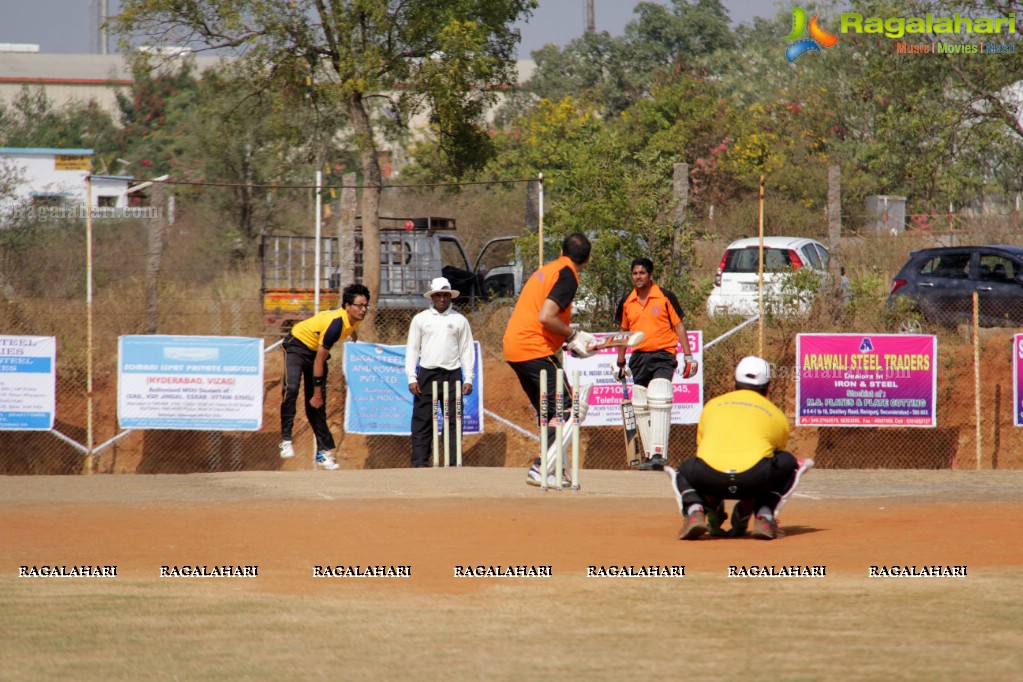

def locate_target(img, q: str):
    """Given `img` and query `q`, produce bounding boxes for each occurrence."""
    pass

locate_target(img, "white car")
[706,236,833,318]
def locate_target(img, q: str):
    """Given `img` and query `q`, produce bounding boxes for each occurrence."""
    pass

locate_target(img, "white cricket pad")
[631,384,652,457]
[647,378,673,458]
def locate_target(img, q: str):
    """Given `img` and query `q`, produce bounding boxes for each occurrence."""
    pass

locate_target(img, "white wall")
[0,148,131,208]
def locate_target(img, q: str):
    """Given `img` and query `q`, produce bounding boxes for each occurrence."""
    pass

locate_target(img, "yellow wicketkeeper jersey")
[696,389,790,473]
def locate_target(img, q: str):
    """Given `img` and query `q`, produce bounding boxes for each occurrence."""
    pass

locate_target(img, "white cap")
[735,356,770,386]
[424,277,459,299]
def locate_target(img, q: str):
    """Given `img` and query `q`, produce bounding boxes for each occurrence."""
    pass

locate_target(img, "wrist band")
[617,360,627,368]
[313,377,325,386]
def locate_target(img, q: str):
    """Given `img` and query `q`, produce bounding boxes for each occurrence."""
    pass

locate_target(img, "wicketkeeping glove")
[611,362,631,382]
[682,355,699,379]
[565,330,597,358]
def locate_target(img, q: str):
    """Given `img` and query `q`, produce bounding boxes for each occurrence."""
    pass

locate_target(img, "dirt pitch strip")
[2,469,1022,681]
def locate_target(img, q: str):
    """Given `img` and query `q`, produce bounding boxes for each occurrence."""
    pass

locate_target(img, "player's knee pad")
[647,378,673,458]
[575,383,592,424]
[631,384,648,411]
[630,385,652,456]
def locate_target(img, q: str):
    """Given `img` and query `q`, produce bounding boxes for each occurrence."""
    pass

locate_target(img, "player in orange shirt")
[612,258,697,471]
[503,233,596,488]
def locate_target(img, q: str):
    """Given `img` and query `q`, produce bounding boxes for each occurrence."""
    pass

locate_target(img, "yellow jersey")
[696,389,789,473]
[290,308,359,351]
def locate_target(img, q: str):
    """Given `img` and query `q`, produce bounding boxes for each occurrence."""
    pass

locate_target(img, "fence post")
[973,291,981,469]
[827,164,841,272]
[339,172,356,286]
[670,162,690,275]
[84,173,95,475]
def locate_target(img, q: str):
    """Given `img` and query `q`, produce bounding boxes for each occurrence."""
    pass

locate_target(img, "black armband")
[617,360,627,368]
[313,377,325,387]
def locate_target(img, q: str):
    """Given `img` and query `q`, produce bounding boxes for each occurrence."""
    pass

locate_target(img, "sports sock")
[687,504,704,516]
[757,506,774,520]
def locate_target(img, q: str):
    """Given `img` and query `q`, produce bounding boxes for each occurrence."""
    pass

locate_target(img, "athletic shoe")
[525,459,570,488]
[729,500,754,537]
[316,450,340,470]
[678,510,708,540]
[706,503,728,537]
[278,440,295,459]
[751,515,778,540]
[639,454,666,471]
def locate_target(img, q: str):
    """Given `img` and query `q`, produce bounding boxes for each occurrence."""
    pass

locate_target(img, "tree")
[518,0,736,119]
[179,61,353,253]
[0,87,120,157]
[113,0,536,334]
[113,55,202,178]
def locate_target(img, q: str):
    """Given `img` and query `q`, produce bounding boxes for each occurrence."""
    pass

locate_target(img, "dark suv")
[887,245,1023,328]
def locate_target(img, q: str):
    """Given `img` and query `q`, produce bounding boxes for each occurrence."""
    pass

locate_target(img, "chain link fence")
[2,296,1021,475]
[2,189,1023,474]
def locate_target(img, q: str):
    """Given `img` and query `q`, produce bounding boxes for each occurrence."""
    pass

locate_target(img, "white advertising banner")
[563,331,704,426]
[117,335,264,431]
[0,335,56,430]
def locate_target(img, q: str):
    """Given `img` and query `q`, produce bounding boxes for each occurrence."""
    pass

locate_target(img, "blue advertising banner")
[117,335,264,430]
[342,342,483,435]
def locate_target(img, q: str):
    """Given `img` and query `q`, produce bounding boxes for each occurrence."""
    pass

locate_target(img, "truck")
[260,216,524,330]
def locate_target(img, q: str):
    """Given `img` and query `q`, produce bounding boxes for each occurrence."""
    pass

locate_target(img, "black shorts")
[628,350,677,387]
[507,356,572,425]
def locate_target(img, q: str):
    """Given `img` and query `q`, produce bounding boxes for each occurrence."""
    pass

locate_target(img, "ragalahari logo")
[785,7,839,62]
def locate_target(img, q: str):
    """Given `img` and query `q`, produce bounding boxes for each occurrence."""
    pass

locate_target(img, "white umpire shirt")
[404,306,475,386]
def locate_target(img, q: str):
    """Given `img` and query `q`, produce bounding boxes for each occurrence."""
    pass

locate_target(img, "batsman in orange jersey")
[612,258,697,471]
[503,233,596,488]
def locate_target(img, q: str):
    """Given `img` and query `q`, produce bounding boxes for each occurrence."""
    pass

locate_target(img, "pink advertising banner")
[796,333,937,427]
[1015,334,1023,428]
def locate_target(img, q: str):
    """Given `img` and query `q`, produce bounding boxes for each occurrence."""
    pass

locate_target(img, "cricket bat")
[619,374,641,468]
[589,330,645,352]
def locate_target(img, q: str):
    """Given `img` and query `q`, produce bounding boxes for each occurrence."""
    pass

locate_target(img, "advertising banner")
[1014,334,1023,428]
[563,331,703,426]
[343,342,483,435]
[118,335,264,430]
[0,335,56,430]
[796,333,937,427]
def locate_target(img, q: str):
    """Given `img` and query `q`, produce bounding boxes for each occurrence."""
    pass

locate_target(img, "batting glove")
[682,355,699,379]
[611,362,631,382]
[565,330,597,358]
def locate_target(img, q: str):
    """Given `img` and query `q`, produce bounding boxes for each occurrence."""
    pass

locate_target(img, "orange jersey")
[503,256,580,362]
[616,283,684,353]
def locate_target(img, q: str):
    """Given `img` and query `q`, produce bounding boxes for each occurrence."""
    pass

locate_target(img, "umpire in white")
[405,277,476,467]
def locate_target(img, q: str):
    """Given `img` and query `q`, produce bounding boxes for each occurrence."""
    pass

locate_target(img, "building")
[0,147,132,208]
